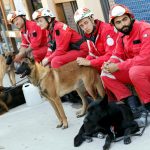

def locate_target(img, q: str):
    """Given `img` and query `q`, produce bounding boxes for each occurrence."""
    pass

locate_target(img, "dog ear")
[26,57,35,64]
[12,51,17,55]
[12,51,16,54]
[30,57,35,64]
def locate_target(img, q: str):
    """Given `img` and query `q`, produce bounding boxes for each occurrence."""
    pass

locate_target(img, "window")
[31,0,43,11]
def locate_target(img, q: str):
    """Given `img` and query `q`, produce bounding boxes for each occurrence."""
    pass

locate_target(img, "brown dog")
[16,59,105,129]
[0,84,26,115]
[0,51,16,86]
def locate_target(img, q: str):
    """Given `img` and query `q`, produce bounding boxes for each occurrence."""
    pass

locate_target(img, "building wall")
[76,0,105,21]
[41,0,66,22]
[2,0,106,37]
[109,0,115,7]
[14,0,24,11]
[42,0,105,22]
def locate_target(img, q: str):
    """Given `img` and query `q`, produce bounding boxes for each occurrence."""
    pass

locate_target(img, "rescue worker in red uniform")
[7,10,47,63]
[74,7,118,72]
[101,4,150,118]
[32,8,88,68]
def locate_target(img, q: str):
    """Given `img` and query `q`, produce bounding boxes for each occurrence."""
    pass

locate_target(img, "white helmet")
[74,7,93,24]
[7,10,26,23]
[32,8,55,20]
[109,4,134,24]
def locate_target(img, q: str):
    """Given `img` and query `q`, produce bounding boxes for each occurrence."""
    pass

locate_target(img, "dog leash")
[113,111,148,142]
[133,110,148,136]
[1,77,29,93]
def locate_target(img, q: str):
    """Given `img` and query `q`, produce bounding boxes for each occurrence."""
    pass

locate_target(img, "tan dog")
[0,51,16,86]
[17,59,105,129]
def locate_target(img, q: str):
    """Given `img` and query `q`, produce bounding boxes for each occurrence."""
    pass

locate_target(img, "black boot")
[144,102,150,113]
[124,96,141,119]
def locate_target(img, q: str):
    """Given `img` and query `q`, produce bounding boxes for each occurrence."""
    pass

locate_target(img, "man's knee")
[101,76,107,82]
[129,66,142,82]
[51,57,64,68]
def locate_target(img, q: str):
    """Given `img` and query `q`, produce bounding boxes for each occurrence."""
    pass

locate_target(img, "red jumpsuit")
[21,20,47,62]
[85,20,118,72]
[101,20,150,104]
[44,20,88,68]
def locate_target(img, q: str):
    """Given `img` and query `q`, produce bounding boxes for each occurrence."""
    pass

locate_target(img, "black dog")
[74,95,139,150]
[0,84,26,115]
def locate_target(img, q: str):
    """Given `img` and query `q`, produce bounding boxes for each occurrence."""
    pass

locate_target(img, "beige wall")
[54,0,75,3]
[76,0,105,21]
[41,0,58,18]
[41,0,66,22]
[41,0,105,22]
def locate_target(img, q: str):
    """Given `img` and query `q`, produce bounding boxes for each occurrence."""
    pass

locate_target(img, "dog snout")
[6,55,13,65]
[15,62,31,77]
[15,63,23,74]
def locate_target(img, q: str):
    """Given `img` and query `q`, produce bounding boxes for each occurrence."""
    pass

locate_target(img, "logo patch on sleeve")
[106,35,114,46]
[32,31,37,37]
[143,33,149,38]
[63,24,67,30]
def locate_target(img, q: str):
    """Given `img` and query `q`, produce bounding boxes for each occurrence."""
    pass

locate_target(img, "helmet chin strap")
[44,17,55,30]
[21,16,27,32]
[88,16,96,34]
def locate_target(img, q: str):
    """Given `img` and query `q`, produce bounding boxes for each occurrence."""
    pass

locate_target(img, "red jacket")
[85,20,118,72]
[110,20,150,70]
[45,20,88,62]
[21,20,47,62]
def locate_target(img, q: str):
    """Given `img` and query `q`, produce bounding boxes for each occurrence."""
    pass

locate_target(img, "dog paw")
[56,123,63,128]
[62,124,68,129]
[76,109,85,118]
[85,137,93,143]
[124,136,131,144]
[76,113,85,118]
[103,145,110,150]
[93,132,105,139]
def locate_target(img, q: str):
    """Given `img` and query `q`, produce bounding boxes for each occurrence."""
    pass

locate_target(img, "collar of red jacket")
[20,20,30,33]
[84,19,101,39]
[48,20,57,33]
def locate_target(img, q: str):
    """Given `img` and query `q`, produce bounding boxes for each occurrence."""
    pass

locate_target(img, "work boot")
[144,102,150,114]
[124,95,141,119]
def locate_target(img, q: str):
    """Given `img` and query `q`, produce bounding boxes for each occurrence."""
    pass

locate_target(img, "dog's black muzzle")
[15,62,31,78]
[6,55,13,65]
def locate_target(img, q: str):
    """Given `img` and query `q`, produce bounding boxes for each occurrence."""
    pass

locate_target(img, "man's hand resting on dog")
[42,58,49,66]
[14,46,32,63]
[102,62,119,73]
[76,57,91,66]
[14,53,24,62]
